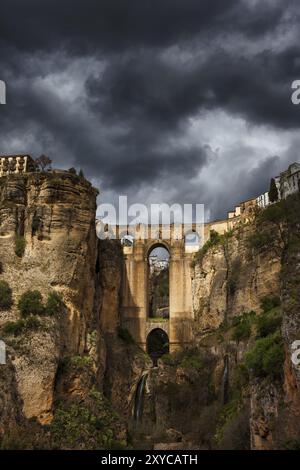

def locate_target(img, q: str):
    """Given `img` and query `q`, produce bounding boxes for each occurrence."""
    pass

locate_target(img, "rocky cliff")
[189,195,300,450]
[0,171,150,449]
[1,171,300,450]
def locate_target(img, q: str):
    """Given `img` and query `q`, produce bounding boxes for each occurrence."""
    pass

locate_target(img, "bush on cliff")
[2,316,41,336]
[45,291,64,316]
[260,295,280,313]
[194,229,234,264]
[18,290,44,317]
[232,320,251,342]
[244,331,284,379]
[0,280,13,309]
[256,307,282,338]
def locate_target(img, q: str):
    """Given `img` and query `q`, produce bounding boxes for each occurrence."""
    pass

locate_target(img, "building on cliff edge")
[0,155,36,177]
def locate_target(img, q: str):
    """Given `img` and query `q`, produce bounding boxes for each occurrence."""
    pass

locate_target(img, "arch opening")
[146,328,169,365]
[148,245,169,320]
[121,233,134,247]
[184,230,200,252]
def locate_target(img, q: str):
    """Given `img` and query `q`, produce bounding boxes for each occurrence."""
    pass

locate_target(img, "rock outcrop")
[192,223,281,334]
[0,172,99,424]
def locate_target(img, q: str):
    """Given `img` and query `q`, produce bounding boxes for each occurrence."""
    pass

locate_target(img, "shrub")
[2,316,41,336]
[256,307,282,338]
[232,321,251,342]
[262,343,285,377]
[18,290,44,317]
[117,327,135,344]
[25,316,41,331]
[45,291,64,316]
[247,231,275,251]
[260,296,280,313]
[15,236,26,257]
[244,332,284,379]
[2,319,25,335]
[0,280,13,309]
[180,348,203,370]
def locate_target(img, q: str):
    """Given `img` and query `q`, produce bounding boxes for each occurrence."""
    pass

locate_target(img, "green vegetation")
[214,399,243,444]
[0,280,13,310]
[18,290,44,317]
[260,295,280,313]
[180,348,203,370]
[232,320,251,342]
[244,331,284,379]
[17,289,64,317]
[161,347,204,371]
[57,355,94,377]
[247,230,276,251]
[2,316,41,336]
[233,296,285,380]
[45,291,64,316]
[227,258,242,297]
[194,229,234,264]
[51,390,126,450]
[117,327,135,344]
[15,236,26,257]
[256,307,282,338]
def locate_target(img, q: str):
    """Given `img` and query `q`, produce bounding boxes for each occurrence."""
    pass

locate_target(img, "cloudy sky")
[1,0,300,221]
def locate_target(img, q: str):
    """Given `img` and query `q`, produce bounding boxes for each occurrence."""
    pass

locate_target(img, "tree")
[78,169,85,179]
[269,178,279,203]
[35,154,52,172]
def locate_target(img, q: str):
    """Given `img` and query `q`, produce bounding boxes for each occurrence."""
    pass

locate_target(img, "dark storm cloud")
[0,0,287,54]
[87,45,300,131]
[0,0,300,219]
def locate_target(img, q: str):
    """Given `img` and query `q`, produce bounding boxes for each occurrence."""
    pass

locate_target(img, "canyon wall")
[1,172,300,450]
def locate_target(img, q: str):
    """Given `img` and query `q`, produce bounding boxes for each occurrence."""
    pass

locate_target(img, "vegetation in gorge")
[2,316,41,336]
[18,290,64,317]
[194,229,234,265]
[51,389,126,450]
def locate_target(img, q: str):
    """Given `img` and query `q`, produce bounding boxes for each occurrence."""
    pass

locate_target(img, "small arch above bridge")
[146,328,169,365]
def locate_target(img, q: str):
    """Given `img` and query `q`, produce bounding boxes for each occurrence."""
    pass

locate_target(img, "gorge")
[0,170,300,450]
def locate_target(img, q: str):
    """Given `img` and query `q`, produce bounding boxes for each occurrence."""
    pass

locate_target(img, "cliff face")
[0,172,99,425]
[191,196,300,450]
[1,171,300,450]
[192,223,281,334]
[97,239,151,420]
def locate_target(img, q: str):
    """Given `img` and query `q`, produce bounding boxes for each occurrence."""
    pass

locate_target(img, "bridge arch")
[147,244,170,320]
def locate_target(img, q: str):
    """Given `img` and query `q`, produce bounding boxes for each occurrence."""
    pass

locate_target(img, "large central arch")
[147,243,170,320]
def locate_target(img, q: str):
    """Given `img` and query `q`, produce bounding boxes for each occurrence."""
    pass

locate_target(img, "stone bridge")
[97,222,204,352]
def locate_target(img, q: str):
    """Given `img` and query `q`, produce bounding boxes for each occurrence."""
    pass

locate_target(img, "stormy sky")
[0,0,300,221]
